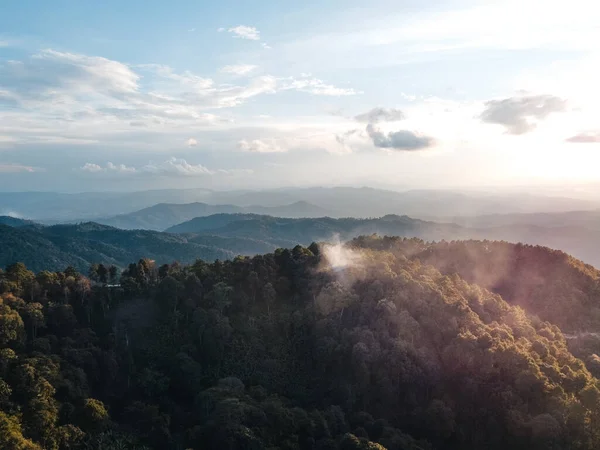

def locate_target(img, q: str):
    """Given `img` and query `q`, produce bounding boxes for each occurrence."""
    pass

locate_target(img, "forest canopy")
[1,238,600,449]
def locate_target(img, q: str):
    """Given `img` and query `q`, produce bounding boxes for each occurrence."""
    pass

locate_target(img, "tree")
[0,411,41,450]
[0,302,24,346]
[108,265,119,284]
[80,398,109,431]
[96,265,108,285]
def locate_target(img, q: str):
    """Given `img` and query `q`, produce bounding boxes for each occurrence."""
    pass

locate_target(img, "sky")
[1,0,600,193]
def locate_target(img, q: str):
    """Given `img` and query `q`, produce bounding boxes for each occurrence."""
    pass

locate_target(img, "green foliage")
[2,241,600,449]
[80,399,109,430]
[0,411,40,450]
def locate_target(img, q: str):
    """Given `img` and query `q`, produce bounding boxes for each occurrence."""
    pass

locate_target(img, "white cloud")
[227,25,260,40]
[107,162,137,173]
[138,63,214,90]
[81,162,136,173]
[283,76,360,96]
[238,139,285,153]
[81,163,104,173]
[215,75,277,107]
[186,138,198,147]
[0,163,39,173]
[220,64,258,76]
[33,49,140,94]
[0,48,363,159]
[262,43,272,50]
[79,158,248,177]
[141,157,214,176]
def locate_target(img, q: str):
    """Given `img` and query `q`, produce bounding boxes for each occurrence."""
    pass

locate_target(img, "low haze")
[2,0,600,192]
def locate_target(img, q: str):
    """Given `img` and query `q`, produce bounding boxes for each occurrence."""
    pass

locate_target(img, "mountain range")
[96,201,329,230]
[2,186,599,222]
[4,210,600,271]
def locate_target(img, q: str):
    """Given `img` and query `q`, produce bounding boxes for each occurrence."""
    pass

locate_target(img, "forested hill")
[166,213,462,240]
[0,215,462,272]
[4,211,600,271]
[166,213,600,268]
[2,242,600,449]
[350,236,600,380]
[350,236,600,334]
[0,216,38,228]
[0,223,240,273]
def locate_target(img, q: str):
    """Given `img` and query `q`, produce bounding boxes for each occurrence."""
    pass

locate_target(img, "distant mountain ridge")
[2,186,598,221]
[434,209,600,231]
[166,213,461,243]
[97,200,330,230]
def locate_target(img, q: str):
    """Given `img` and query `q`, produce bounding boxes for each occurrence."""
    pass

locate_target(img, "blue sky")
[1,0,600,192]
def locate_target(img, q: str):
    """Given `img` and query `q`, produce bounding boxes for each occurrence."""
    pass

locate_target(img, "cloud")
[480,95,567,135]
[366,124,434,150]
[262,43,272,50]
[220,64,258,76]
[238,139,285,153]
[141,157,213,176]
[214,75,277,106]
[80,158,248,177]
[137,63,214,90]
[81,162,136,173]
[355,107,405,123]
[283,76,360,96]
[80,163,103,173]
[0,163,39,173]
[566,132,600,143]
[186,138,198,147]
[227,25,260,40]
[31,49,140,94]
[0,51,281,135]
[0,48,361,157]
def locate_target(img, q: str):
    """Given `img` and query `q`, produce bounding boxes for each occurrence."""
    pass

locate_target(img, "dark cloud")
[566,132,600,143]
[480,95,567,135]
[366,124,434,151]
[355,107,405,123]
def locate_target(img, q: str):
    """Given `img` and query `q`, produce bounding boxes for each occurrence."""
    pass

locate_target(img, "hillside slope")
[168,213,600,267]
[1,243,600,449]
[0,223,238,272]
[166,213,463,241]
[351,236,600,333]
[0,215,38,227]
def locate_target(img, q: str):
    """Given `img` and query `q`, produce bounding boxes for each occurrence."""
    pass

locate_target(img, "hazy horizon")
[1,181,600,200]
